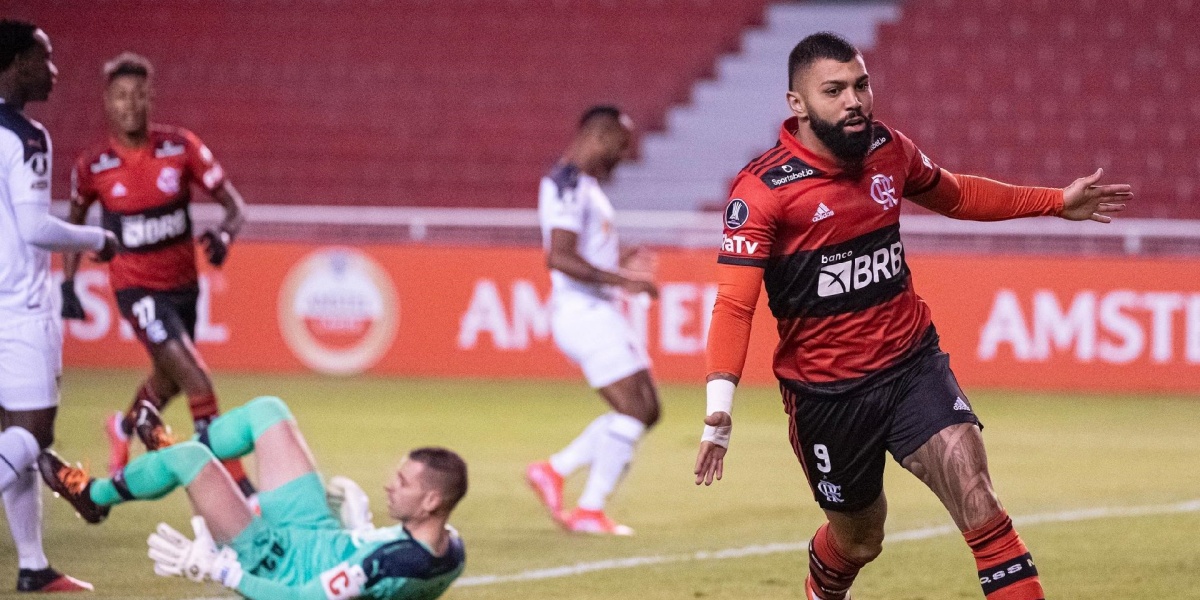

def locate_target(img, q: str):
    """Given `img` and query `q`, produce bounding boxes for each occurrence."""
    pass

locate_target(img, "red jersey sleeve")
[180,128,226,193]
[716,173,780,268]
[70,154,98,209]
[893,128,942,198]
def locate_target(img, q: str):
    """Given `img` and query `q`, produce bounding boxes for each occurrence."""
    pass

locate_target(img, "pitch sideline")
[455,498,1200,587]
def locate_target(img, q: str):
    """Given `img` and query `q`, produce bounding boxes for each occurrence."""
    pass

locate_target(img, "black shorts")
[782,347,981,512]
[115,287,200,349]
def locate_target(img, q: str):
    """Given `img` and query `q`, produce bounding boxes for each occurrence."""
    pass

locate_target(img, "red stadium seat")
[14,0,768,208]
[875,0,1199,218]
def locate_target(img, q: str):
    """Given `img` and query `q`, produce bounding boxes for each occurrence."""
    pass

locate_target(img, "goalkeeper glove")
[327,475,374,532]
[147,516,243,588]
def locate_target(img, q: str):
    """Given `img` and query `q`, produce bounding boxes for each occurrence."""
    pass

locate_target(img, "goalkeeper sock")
[549,413,612,477]
[577,414,643,511]
[807,522,867,600]
[188,391,220,423]
[90,441,213,506]
[198,396,293,460]
[965,512,1043,599]
[194,414,257,498]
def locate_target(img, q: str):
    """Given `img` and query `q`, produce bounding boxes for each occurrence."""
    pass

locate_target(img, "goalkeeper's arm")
[234,573,333,600]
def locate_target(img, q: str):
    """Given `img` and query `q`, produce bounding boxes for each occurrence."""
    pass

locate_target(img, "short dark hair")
[0,20,39,73]
[104,52,153,83]
[578,104,623,129]
[787,32,860,90]
[410,447,468,514]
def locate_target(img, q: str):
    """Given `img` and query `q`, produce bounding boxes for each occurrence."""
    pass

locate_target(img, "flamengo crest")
[870,174,898,210]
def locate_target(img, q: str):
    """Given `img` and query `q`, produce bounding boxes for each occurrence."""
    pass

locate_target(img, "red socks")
[807,523,866,600]
[964,512,1044,599]
[188,392,220,422]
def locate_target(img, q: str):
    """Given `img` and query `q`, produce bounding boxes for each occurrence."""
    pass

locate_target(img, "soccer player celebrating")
[0,19,115,592]
[526,106,660,535]
[693,33,1131,600]
[61,53,254,495]
[39,396,467,599]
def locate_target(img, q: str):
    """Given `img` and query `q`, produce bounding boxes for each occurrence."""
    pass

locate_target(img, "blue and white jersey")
[538,163,620,302]
[0,100,54,318]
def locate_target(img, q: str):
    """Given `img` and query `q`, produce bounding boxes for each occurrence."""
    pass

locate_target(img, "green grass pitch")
[2,369,1198,599]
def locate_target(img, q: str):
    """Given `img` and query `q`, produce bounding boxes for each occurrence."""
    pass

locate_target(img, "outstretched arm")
[909,168,1131,223]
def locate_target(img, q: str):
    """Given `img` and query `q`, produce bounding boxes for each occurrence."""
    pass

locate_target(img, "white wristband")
[702,379,735,448]
[705,379,735,416]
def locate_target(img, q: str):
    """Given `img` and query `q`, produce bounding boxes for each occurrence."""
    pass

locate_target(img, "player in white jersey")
[527,106,660,535]
[0,20,116,592]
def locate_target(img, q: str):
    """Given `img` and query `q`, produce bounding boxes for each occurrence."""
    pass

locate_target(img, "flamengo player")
[526,106,660,535]
[61,53,254,496]
[0,20,114,592]
[693,34,1131,600]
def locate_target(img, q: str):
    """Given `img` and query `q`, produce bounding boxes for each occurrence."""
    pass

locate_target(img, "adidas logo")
[953,397,970,412]
[812,203,834,223]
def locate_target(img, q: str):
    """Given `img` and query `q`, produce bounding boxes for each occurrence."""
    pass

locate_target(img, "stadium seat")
[868,0,1199,218]
[14,0,768,208]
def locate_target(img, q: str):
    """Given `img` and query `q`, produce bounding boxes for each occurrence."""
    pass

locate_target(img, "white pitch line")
[455,498,1200,587]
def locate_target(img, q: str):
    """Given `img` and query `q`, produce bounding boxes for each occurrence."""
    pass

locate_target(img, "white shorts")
[0,315,62,411]
[551,296,649,389]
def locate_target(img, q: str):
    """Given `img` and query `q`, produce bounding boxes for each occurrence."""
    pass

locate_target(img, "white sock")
[4,466,48,570]
[550,413,613,477]
[0,427,39,492]
[577,414,645,511]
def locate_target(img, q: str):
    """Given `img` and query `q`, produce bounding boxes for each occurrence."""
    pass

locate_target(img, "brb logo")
[817,242,904,297]
[869,173,898,210]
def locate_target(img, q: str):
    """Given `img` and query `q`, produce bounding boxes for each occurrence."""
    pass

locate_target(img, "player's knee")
[163,440,215,462]
[161,440,218,485]
[247,395,293,427]
[30,427,54,450]
[15,420,55,449]
[842,536,884,565]
[181,375,215,398]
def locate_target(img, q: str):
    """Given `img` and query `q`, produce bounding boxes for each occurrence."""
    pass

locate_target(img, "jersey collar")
[778,116,841,174]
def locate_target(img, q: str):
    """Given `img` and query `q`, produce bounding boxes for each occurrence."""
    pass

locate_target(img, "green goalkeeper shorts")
[229,472,354,583]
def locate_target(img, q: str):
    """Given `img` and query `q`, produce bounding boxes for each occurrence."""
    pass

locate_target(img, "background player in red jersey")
[60,53,254,497]
[693,33,1131,600]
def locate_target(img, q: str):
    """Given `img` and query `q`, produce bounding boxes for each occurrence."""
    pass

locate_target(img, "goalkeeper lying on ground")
[37,395,467,599]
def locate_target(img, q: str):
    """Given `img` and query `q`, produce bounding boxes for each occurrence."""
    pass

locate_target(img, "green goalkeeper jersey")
[231,521,465,600]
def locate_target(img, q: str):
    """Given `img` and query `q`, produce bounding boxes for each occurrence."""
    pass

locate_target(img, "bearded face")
[806,108,874,165]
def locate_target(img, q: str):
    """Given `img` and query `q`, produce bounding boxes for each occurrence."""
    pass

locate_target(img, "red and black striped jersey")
[718,117,941,394]
[72,125,226,292]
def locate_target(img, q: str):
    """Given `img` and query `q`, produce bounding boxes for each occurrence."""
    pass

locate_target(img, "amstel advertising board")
[60,244,1200,393]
